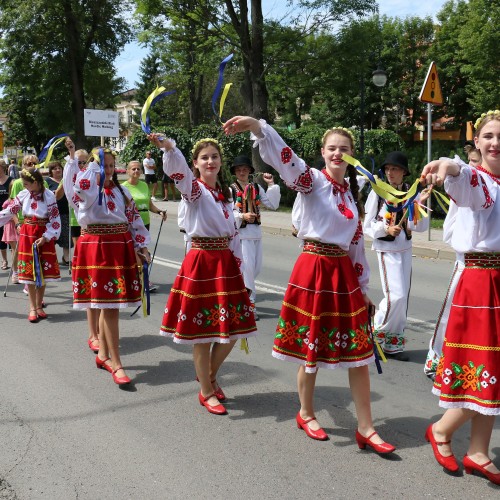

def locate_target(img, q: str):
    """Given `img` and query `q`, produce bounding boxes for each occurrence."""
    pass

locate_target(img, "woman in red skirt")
[63,140,151,386]
[421,110,500,484]
[148,134,257,415]
[0,165,61,322]
[224,116,395,453]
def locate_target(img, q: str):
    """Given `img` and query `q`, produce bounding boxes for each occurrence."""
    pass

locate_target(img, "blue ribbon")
[32,243,44,288]
[38,133,70,161]
[97,148,105,206]
[211,53,233,119]
[140,90,176,134]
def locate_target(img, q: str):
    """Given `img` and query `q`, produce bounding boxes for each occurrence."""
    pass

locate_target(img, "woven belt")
[465,252,500,269]
[191,236,229,250]
[302,240,347,257]
[24,217,49,226]
[82,223,129,235]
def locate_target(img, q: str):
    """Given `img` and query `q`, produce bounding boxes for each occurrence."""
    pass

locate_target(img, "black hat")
[230,155,254,175]
[381,151,410,176]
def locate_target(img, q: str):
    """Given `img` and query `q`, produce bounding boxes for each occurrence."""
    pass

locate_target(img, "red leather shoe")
[112,366,131,385]
[36,307,47,320]
[28,309,38,323]
[212,379,226,401]
[463,454,500,485]
[95,355,113,374]
[88,338,100,353]
[425,424,459,472]
[355,430,396,454]
[198,392,227,415]
[296,412,328,441]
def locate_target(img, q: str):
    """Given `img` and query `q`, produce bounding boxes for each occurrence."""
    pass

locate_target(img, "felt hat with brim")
[381,151,410,176]
[230,155,254,175]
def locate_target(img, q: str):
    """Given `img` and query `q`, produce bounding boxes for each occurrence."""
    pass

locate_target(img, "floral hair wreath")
[323,126,356,147]
[89,147,118,163]
[191,138,224,159]
[21,169,36,181]
[474,109,500,130]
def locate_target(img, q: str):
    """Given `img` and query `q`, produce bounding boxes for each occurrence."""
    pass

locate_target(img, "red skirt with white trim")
[18,220,60,283]
[272,242,374,373]
[433,252,500,415]
[160,239,257,344]
[72,225,142,309]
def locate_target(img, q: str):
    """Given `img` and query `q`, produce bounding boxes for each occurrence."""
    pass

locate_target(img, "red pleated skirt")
[160,243,257,344]
[72,226,142,309]
[433,253,500,415]
[18,220,60,283]
[272,242,374,373]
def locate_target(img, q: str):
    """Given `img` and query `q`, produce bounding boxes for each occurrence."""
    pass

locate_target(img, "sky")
[115,0,450,89]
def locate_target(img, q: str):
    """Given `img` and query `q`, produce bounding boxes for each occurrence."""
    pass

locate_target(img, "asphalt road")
[0,215,498,499]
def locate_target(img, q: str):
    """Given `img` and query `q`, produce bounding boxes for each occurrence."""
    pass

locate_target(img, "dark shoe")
[385,351,410,362]
[425,424,459,472]
[296,412,328,441]
[463,454,500,485]
[355,430,396,454]
[61,257,70,266]
[162,198,169,201]
[198,392,227,415]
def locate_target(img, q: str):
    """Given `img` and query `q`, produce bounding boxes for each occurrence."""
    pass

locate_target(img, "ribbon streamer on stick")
[32,243,45,288]
[211,54,233,123]
[38,134,69,169]
[140,87,175,135]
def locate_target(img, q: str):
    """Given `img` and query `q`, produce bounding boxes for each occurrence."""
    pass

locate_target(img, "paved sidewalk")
[155,200,456,261]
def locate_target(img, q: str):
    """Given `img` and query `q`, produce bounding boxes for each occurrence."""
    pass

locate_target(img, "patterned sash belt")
[464,252,500,269]
[82,223,129,235]
[303,240,347,257]
[24,217,49,226]
[191,236,229,250]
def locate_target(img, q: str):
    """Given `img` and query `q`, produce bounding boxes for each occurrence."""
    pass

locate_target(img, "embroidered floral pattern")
[293,168,313,193]
[281,147,293,164]
[449,361,485,391]
[199,302,251,327]
[169,173,184,181]
[348,325,372,351]
[276,316,309,347]
[79,179,91,190]
[190,179,202,201]
[354,262,364,277]
[52,221,60,230]
[351,220,363,245]
[470,170,479,187]
[107,201,116,211]
[76,275,95,295]
[135,234,145,244]
[18,259,34,276]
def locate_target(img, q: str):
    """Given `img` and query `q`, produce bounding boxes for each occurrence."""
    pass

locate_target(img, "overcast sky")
[115,0,450,88]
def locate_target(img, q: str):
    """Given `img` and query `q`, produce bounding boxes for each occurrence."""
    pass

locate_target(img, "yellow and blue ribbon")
[140,86,175,134]
[38,133,69,169]
[211,54,233,123]
[142,261,150,316]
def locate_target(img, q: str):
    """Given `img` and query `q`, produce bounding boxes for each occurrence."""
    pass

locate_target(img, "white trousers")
[241,238,262,304]
[374,249,412,353]
[424,259,464,377]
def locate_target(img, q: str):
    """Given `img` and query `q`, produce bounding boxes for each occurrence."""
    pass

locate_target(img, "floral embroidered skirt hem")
[433,257,500,415]
[72,231,142,309]
[18,223,60,283]
[160,247,257,344]
[273,251,374,374]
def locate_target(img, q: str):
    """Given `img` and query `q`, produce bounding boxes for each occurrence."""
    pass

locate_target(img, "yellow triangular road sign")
[419,61,443,106]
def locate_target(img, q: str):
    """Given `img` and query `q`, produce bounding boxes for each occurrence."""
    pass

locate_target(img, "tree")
[0,0,132,149]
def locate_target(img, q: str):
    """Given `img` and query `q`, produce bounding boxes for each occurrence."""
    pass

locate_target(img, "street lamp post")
[360,65,387,155]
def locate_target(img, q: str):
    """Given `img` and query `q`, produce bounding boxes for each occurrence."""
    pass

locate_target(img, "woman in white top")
[421,111,500,484]
[223,116,395,454]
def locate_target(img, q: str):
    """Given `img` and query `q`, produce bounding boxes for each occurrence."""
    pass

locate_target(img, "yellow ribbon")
[38,136,67,169]
[240,338,250,354]
[374,341,387,363]
[141,86,167,132]
[432,189,450,214]
[218,83,232,122]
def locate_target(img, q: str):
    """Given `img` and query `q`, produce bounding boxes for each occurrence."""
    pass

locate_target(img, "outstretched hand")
[223,116,262,136]
[420,159,460,187]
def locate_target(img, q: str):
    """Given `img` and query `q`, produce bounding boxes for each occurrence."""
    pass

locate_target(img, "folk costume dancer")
[421,110,500,484]
[149,135,257,416]
[224,116,395,453]
[63,142,151,386]
[230,155,281,319]
[0,167,61,322]
[364,152,430,361]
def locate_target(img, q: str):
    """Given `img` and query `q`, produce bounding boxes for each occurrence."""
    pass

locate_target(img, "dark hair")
[347,165,364,219]
[21,167,46,195]
[48,161,63,177]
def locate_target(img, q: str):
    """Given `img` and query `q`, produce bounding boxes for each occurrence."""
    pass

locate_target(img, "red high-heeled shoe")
[36,307,47,320]
[198,392,227,415]
[463,454,500,485]
[88,338,99,353]
[95,355,113,374]
[425,424,459,472]
[355,430,396,454]
[296,412,328,441]
[112,366,131,385]
[195,376,226,401]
